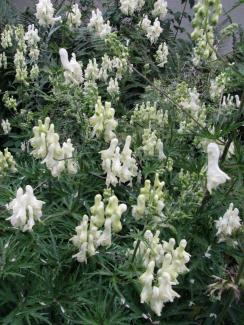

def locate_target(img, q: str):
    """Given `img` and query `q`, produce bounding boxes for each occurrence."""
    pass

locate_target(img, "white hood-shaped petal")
[207,143,230,194]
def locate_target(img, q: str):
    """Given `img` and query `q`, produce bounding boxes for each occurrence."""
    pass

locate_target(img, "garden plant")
[0,0,243,324]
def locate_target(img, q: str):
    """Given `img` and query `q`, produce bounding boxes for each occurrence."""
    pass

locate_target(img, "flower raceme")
[207,143,230,194]
[66,4,82,29]
[130,230,190,316]
[71,192,127,263]
[215,203,241,243]
[0,148,17,176]
[87,9,111,39]
[35,0,61,26]
[100,136,138,187]
[89,97,118,142]
[6,185,45,232]
[132,174,165,223]
[30,117,78,177]
[59,48,84,85]
[155,42,168,67]
[119,0,145,16]
[152,0,168,19]
[139,15,163,44]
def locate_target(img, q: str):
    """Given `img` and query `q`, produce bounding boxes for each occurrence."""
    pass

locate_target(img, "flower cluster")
[14,25,28,83]
[210,72,228,100]
[88,9,111,39]
[0,52,7,69]
[6,185,45,232]
[1,25,14,49]
[71,191,127,263]
[139,16,163,44]
[119,0,145,16]
[141,128,166,160]
[67,4,82,29]
[207,143,230,194]
[59,48,84,85]
[1,119,11,134]
[132,174,165,223]
[152,0,168,19]
[155,42,168,67]
[35,0,61,26]
[100,136,138,187]
[191,0,222,65]
[175,82,206,133]
[131,230,190,316]
[2,92,17,111]
[89,97,118,142]
[30,117,78,177]
[215,203,241,243]
[0,148,17,176]
[130,101,168,128]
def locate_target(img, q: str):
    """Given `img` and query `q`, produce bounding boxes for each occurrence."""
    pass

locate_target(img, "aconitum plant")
[0,0,243,324]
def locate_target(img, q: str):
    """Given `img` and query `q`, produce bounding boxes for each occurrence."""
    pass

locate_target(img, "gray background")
[12,0,244,52]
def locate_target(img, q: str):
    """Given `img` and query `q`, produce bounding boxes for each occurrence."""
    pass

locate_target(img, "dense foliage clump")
[0,0,243,324]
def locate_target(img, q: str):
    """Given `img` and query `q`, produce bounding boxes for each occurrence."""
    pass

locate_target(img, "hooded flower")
[207,143,230,194]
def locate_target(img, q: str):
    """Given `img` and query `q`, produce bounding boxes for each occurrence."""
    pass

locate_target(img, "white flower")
[6,185,45,232]
[131,231,190,316]
[67,4,82,29]
[35,0,61,26]
[107,78,119,96]
[88,9,111,38]
[24,24,40,47]
[0,148,17,175]
[71,192,126,263]
[59,48,83,85]
[90,97,118,142]
[180,87,201,114]
[0,52,8,69]
[119,0,145,15]
[1,119,11,134]
[84,58,100,81]
[155,42,168,67]
[215,203,241,242]
[30,117,77,177]
[152,0,168,19]
[140,16,163,44]
[207,143,230,194]
[100,136,138,187]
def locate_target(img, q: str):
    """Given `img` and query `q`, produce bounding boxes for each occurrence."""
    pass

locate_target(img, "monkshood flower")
[155,42,168,67]
[35,0,61,26]
[30,117,78,177]
[0,148,17,176]
[130,231,190,316]
[119,0,145,15]
[67,4,82,29]
[107,78,119,96]
[100,136,138,187]
[1,25,14,49]
[88,9,111,38]
[59,48,83,85]
[24,25,40,47]
[215,203,241,243]
[0,52,8,69]
[141,128,166,160]
[207,143,230,194]
[152,0,168,19]
[132,174,165,223]
[1,119,11,134]
[71,191,127,263]
[6,185,45,232]
[89,97,118,142]
[139,15,163,44]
